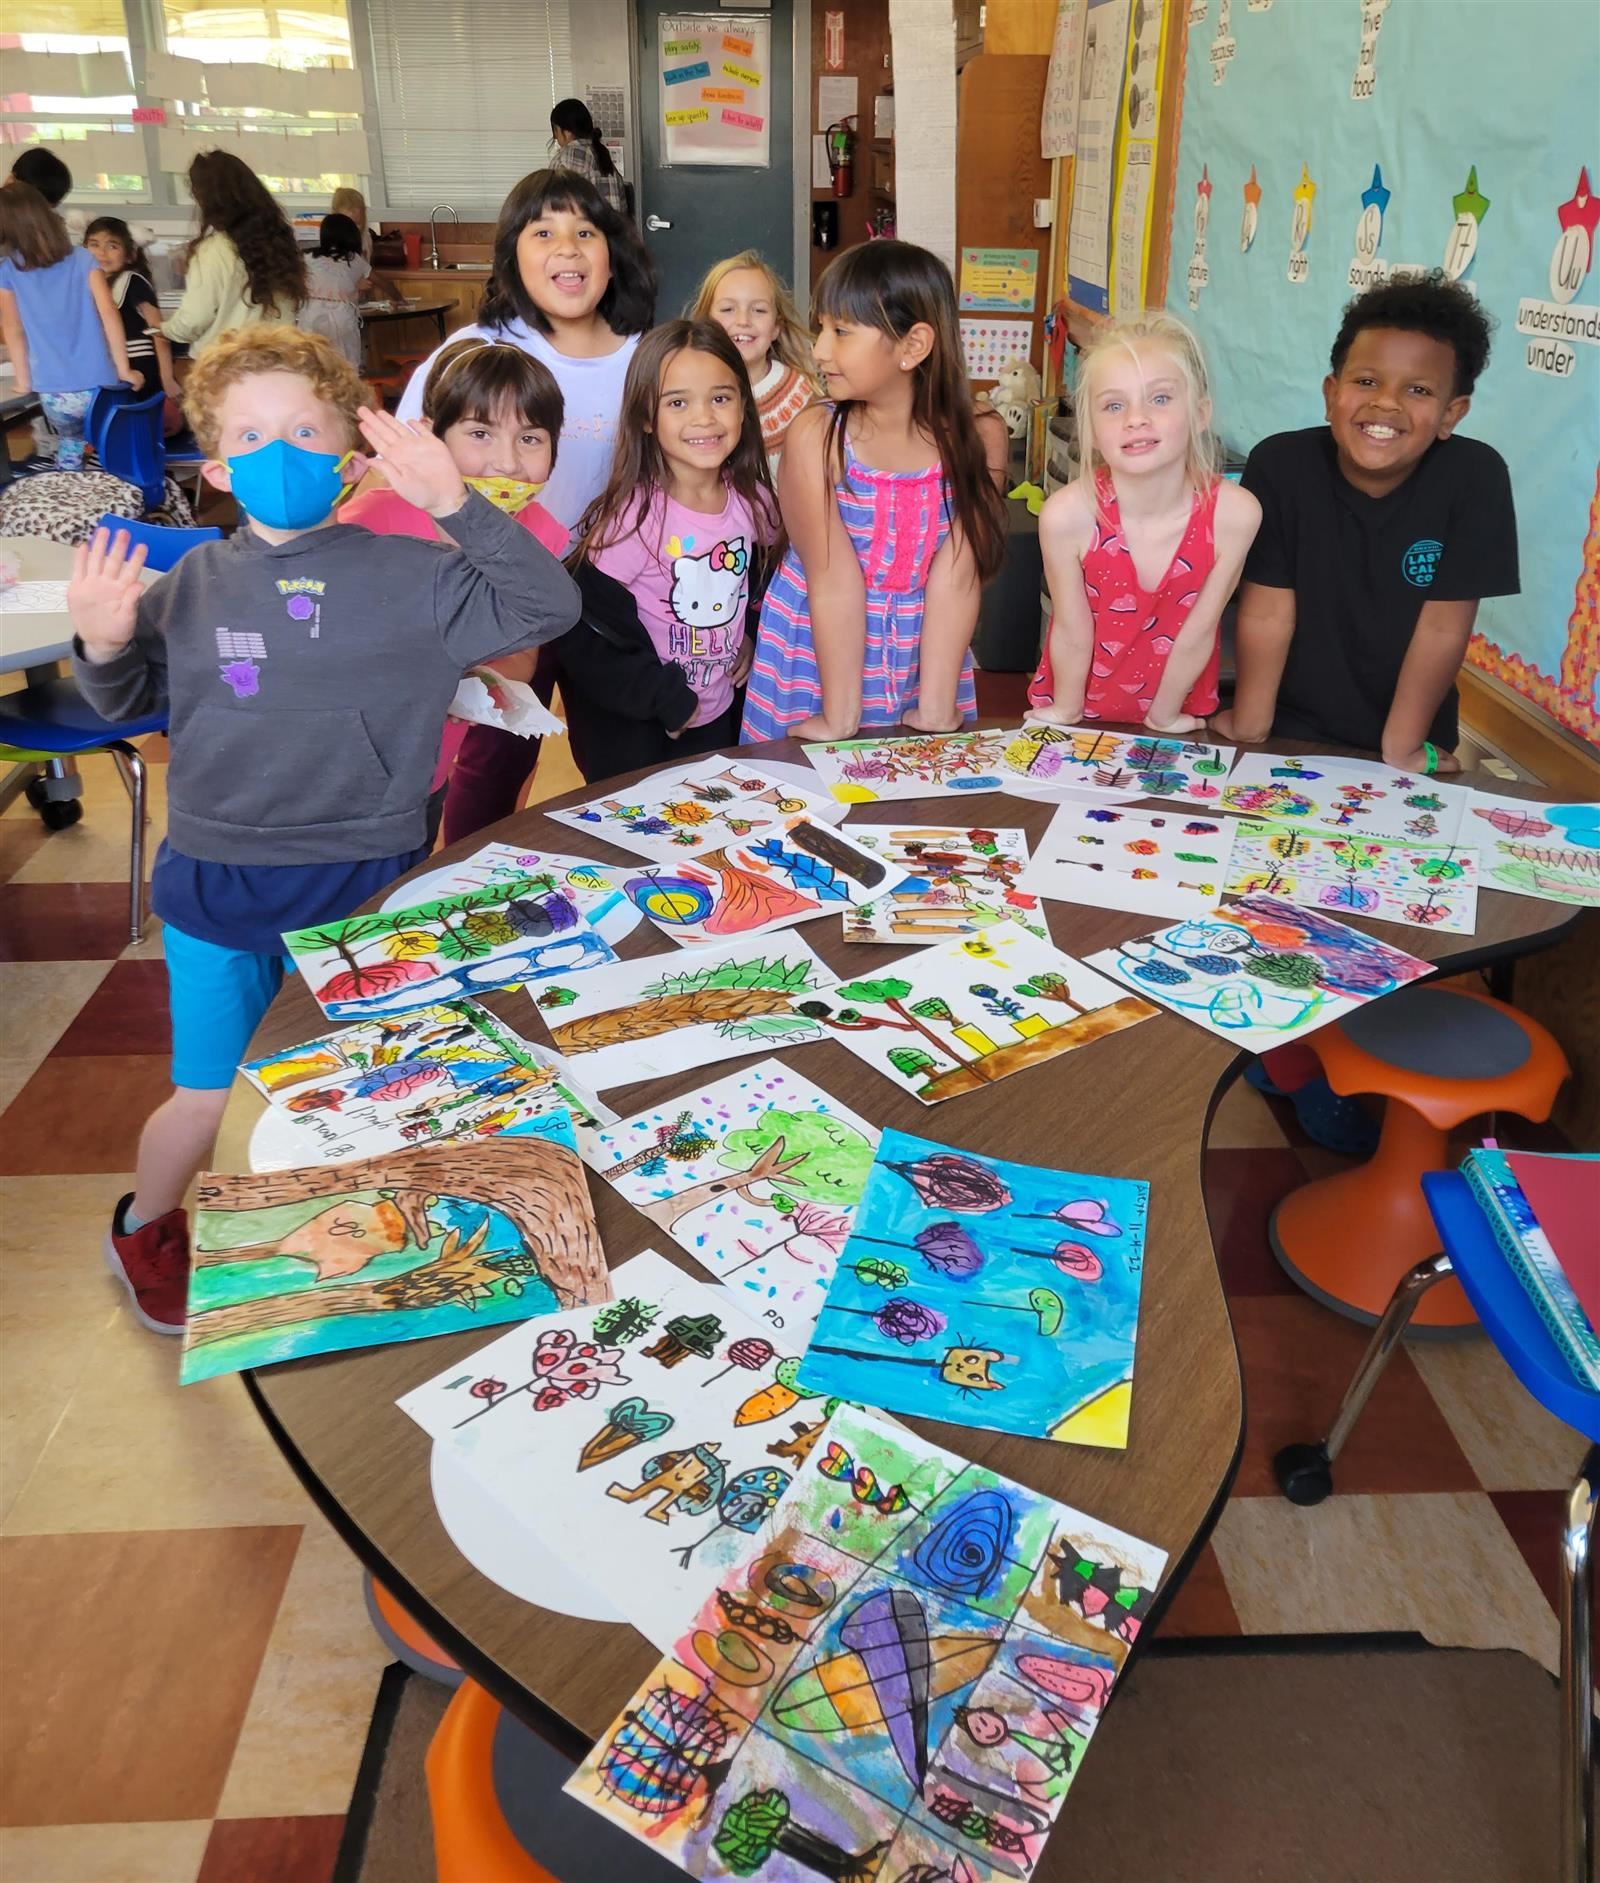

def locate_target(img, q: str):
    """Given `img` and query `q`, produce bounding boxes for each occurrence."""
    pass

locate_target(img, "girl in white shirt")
[299,213,371,368]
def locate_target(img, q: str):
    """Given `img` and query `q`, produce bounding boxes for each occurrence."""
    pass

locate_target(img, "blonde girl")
[1030,311,1260,733]
[691,249,817,463]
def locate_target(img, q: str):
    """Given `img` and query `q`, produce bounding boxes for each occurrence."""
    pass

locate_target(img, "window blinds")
[363,0,573,208]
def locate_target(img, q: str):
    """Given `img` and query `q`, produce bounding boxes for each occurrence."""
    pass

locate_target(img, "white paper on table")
[398,1248,832,1652]
[524,930,837,1093]
[0,580,70,614]
[589,1060,880,1338]
[1085,892,1433,1053]
[1224,820,1480,935]
[546,756,845,866]
[380,841,641,945]
[1461,790,1600,906]
[1018,799,1239,921]
[447,669,566,738]
[1218,751,1469,843]
[801,727,1015,802]
[843,824,1047,943]
[1003,721,1237,806]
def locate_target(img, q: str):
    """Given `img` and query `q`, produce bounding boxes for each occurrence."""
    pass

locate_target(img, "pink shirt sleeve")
[339,488,437,539]
[521,501,568,558]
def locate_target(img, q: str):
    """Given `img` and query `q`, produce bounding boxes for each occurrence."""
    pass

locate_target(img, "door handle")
[645,213,673,232]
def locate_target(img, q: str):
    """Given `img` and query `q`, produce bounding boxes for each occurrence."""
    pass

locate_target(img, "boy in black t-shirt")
[1214,274,1518,773]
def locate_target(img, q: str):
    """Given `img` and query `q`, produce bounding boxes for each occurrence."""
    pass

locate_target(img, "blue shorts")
[164,922,294,1090]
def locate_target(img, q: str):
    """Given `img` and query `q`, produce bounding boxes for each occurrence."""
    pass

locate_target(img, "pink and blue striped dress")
[741,428,976,740]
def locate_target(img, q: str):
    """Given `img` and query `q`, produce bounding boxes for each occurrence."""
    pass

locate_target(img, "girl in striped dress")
[741,241,1008,743]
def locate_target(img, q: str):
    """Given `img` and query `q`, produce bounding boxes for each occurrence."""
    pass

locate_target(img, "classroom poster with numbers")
[660,15,772,167]
[1168,0,1600,744]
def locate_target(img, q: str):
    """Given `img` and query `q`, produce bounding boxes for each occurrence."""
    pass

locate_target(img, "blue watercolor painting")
[796,1130,1149,1447]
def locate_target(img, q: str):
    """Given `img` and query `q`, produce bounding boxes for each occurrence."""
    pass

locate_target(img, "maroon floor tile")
[0,1054,171,1174]
[1229,1294,1481,1499]
[198,1815,344,1883]
[51,959,171,1057]
[1203,1148,1306,1298]
[1490,1490,1599,1686]
[0,882,138,962]
[1158,1540,1241,1638]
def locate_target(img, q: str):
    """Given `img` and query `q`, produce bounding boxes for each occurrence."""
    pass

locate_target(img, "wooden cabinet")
[955,51,1052,382]
[363,270,488,380]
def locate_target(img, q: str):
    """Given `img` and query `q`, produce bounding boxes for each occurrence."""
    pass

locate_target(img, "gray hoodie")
[74,492,579,865]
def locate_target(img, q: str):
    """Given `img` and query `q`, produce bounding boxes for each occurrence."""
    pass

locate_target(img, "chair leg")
[109,742,148,943]
[1273,1253,1455,1505]
[1560,1444,1600,1883]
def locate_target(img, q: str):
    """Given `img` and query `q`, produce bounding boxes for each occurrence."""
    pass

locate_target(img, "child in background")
[331,185,374,263]
[67,325,579,1332]
[300,212,372,367]
[84,215,179,405]
[692,250,818,465]
[162,149,305,358]
[343,336,567,837]
[555,319,776,779]
[1030,312,1260,732]
[1213,273,1515,772]
[0,180,131,468]
[396,170,657,838]
[742,240,1008,742]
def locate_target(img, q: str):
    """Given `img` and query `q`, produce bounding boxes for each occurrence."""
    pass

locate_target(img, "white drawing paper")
[842,824,1046,943]
[1463,791,1600,907]
[381,840,641,944]
[1218,751,1468,843]
[802,728,1016,802]
[1225,820,1479,934]
[1001,723,1237,805]
[1019,800,1239,920]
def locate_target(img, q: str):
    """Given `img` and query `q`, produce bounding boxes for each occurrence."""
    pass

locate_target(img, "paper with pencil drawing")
[1018,800,1238,921]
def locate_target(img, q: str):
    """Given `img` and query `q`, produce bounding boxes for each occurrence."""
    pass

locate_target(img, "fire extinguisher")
[826,117,856,198]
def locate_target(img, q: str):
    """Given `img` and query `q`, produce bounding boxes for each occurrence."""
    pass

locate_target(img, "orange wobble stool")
[1271,983,1569,1330]
[426,1680,559,1883]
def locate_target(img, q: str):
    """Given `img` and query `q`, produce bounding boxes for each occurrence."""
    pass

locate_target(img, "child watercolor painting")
[1225,822,1479,934]
[565,1404,1166,1879]
[591,1061,880,1337]
[842,825,1046,944]
[180,1113,610,1384]
[803,728,1014,803]
[797,1131,1148,1446]
[381,840,641,943]
[789,921,1155,1104]
[547,759,845,867]
[1087,892,1432,1052]
[1018,800,1239,922]
[1219,752,1468,843]
[398,1249,847,1652]
[242,1000,615,1172]
[614,815,909,947]
[283,873,618,1022]
[1001,724,1236,804]
[1465,792,1600,907]
[528,935,837,1092]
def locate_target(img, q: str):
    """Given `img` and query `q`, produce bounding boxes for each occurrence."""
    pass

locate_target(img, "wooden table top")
[238,730,1581,1744]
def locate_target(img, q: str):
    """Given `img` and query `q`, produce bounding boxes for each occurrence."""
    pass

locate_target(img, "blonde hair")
[1075,310,1219,510]
[689,249,819,385]
[331,186,367,231]
[184,323,369,457]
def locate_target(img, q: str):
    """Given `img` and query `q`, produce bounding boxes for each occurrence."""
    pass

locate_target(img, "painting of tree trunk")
[547,986,799,1054]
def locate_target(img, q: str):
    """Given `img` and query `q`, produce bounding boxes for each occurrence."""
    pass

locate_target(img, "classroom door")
[635,2,796,319]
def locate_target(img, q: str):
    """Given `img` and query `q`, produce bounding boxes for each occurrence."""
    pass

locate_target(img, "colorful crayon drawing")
[380,840,641,944]
[797,1130,1148,1447]
[1086,892,1432,1053]
[1225,821,1479,934]
[529,935,837,1093]
[1001,724,1237,805]
[180,1113,610,1384]
[1018,800,1239,921]
[1218,752,1469,843]
[842,826,1047,944]
[802,729,1015,803]
[565,1405,1165,1878]
[283,874,618,1022]
[547,759,845,866]
[1465,791,1600,907]
[593,1061,881,1337]
[616,815,910,947]
[243,1000,616,1172]
[788,921,1156,1104]
[398,1249,838,1651]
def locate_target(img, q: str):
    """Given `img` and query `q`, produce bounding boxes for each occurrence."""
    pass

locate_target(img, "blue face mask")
[226,438,348,531]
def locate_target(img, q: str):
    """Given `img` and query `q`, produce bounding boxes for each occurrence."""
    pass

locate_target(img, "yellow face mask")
[463,473,546,514]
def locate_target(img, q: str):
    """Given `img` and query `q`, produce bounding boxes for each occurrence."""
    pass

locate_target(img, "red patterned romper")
[1029,469,1222,722]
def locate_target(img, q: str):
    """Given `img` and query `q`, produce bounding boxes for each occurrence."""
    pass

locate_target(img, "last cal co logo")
[1402,539,1442,588]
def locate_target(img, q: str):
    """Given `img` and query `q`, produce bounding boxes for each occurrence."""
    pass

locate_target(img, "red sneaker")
[105,1195,191,1335]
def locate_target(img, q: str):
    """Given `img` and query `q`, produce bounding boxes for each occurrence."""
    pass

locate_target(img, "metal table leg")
[1560,1444,1599,1883]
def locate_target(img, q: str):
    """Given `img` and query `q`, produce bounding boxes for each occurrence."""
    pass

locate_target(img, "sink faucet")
[427,205,458,270]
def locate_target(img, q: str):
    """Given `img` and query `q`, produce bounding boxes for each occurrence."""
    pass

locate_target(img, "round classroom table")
[235,730,1582,1752]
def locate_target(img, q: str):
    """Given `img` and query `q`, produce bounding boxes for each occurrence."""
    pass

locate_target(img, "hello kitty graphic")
[666,532,750,682]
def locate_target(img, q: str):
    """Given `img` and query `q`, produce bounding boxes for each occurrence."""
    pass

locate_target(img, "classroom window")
[1,0,137,198]
[362,0,573,212]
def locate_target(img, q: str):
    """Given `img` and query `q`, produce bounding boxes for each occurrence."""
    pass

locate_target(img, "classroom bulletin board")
[659,15,772,167]
[1170,0,1600,743]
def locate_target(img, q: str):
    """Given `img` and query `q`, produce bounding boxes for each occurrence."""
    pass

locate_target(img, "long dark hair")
[85,214,153,280]
[573,319,780,570]
[0,179,71,269]
[186,149,307,312]
[551,97,617,179]
[815,240,1006,583]
[314,212,362,261]
[478,169,655,340]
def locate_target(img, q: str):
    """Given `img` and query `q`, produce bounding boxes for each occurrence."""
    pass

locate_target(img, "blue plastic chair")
[89,388,167,510]
[1275,1159,1600,1883]
[95,513,220,572]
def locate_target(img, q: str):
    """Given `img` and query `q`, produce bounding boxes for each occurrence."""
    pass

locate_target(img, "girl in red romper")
[1030,312,1260,733]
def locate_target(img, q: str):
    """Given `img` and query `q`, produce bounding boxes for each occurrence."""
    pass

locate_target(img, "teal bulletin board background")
[1168,0,1599,743]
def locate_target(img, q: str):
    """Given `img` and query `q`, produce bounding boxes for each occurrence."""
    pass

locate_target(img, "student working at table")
[65,325,581,1334]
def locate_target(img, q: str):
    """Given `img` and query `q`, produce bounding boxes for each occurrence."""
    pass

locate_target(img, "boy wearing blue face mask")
[68,324,580,1334]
